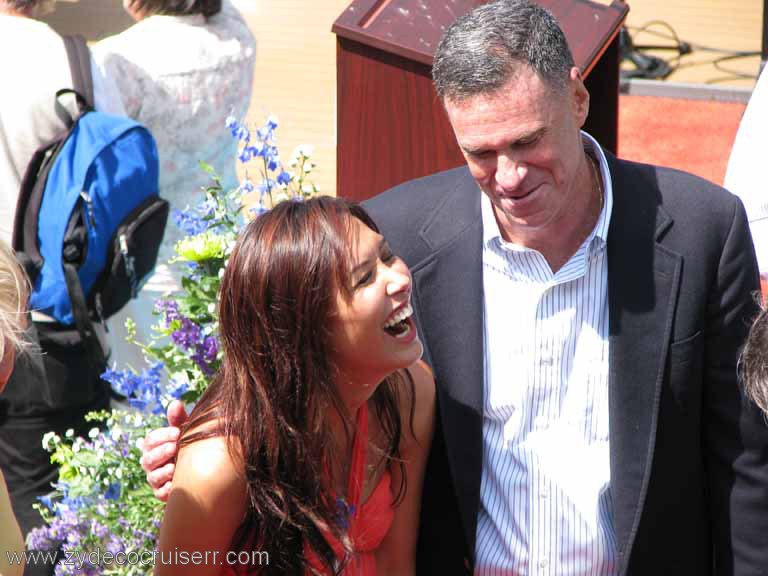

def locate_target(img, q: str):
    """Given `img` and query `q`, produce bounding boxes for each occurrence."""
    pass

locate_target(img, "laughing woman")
[155,197,435,575]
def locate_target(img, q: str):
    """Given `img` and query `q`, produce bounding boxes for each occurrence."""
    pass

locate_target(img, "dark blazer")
[364,153,768,575]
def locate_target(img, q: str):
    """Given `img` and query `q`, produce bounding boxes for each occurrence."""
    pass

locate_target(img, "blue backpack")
[12,36,168,363]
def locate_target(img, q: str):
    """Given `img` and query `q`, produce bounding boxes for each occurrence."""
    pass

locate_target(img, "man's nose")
[496,153,527,189]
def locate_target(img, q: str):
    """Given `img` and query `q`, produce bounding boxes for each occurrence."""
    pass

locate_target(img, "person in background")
[92,0,256,371]
[741,302,768,415]
[0,4,125,574]
[142,1,768,573]
[724,64,768,292]
[156,197,434,575]
[0,0,125,246]
[0,239,29,576]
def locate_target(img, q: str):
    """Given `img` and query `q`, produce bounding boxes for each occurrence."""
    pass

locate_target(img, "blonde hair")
[0,240,29,360]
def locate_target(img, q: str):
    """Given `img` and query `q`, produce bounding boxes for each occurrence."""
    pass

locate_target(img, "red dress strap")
[345,402,369,512]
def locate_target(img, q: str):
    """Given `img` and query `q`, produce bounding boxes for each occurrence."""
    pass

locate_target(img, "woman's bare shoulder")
[401,360,436,448]
[174,432,246,505]
[406,360,435,411]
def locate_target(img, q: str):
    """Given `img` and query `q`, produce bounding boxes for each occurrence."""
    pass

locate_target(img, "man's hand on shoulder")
[139,400,188,502]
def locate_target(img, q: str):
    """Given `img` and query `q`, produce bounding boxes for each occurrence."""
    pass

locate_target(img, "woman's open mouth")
[383,303,414,337]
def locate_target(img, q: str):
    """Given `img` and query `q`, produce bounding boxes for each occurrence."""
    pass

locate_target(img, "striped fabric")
[474,133,619,575]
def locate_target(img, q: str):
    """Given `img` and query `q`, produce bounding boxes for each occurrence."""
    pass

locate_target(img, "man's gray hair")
[432,0,575,101]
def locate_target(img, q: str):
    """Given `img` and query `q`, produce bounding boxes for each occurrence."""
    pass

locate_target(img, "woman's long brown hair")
[180,197,414,574]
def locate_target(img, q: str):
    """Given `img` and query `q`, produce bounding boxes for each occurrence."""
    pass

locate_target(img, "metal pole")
[763,0,768,70]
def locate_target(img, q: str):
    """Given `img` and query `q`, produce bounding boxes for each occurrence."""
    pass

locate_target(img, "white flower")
[273,191,289,203]
[65,428,74,439]
[88,427,100,439]
[42,431,59,450]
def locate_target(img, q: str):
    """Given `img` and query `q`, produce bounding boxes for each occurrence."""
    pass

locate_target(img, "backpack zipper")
[79,190,95,228]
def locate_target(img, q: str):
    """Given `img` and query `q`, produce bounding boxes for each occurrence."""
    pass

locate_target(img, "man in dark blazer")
[370,1,767,573]
[141,1,768,573]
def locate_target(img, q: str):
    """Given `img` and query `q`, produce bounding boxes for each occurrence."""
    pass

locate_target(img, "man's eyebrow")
[351,237,386,275]
[461,127,547,156]
[515,127,546,144]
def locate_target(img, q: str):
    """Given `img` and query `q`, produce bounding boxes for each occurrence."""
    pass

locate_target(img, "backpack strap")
[62,259,109,365]
[63,35,94,109]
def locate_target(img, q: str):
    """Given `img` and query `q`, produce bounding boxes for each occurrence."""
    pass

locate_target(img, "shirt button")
[539,558,549,568]
[540,487,549,498]
[541,356,553,366]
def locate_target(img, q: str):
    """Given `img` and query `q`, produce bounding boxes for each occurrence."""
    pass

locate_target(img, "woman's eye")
[354,270,373,288]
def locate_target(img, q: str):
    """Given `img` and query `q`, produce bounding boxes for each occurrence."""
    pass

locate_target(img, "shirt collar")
[481,131,614,251]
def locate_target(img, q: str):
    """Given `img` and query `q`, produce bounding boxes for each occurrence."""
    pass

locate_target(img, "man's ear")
[569,67,590,128]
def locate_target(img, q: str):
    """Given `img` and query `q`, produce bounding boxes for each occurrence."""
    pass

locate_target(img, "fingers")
[153,480,173,503]
[146,461,176,496]
[139,428,180,473]
[166,400,190,428]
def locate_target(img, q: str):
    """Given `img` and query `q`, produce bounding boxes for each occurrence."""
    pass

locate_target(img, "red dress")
[224,403,395,575]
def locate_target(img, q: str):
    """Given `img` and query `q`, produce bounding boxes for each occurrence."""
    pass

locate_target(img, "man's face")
[444,65,590,246]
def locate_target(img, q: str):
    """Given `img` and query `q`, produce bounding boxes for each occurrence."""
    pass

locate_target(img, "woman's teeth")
[384,303,413,329]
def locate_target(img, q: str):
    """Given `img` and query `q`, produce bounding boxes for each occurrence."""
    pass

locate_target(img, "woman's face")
[328,219,422,405]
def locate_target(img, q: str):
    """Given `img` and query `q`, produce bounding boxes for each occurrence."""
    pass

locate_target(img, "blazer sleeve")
[702,196,768,575]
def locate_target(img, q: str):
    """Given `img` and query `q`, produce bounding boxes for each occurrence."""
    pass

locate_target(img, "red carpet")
[617,95,746,187]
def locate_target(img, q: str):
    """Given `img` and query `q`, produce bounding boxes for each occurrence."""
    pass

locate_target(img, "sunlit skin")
[329,220,424,413]
[122,0,147,21]
[444,65,602,273]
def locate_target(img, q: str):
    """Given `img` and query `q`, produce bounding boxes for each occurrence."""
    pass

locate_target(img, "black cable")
[622,20,761,83]
[626,21,755,56]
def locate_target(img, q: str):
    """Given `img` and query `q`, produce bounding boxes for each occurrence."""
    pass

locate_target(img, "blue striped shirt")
[475,133,618,575]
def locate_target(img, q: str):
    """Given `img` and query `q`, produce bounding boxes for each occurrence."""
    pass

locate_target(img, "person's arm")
[0,471,24,576]
[155,432,247,576]
[375,360,435,575]
[140,401,188,501]
[703,197,768,573]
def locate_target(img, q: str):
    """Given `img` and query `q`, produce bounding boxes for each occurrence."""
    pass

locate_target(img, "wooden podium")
[332,0,629,201]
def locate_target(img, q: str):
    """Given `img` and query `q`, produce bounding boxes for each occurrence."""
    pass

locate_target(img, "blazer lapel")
[410,176,485,557]
[606,155,680,573]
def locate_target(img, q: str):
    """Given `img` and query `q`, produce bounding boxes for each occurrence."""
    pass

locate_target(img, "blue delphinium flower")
[171,318,203,350]
[225,114,238,136]
[191,335,219,376]
[257,179,278,194]
[235,124,251,144]
[155,299,181,326]
[101,362,166,414]
[276,170,292,186]
[239,178,255,195]
[172,208,208,236]
[167,376,190,400]
[104,483,121,501]
[201,335,218,362]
